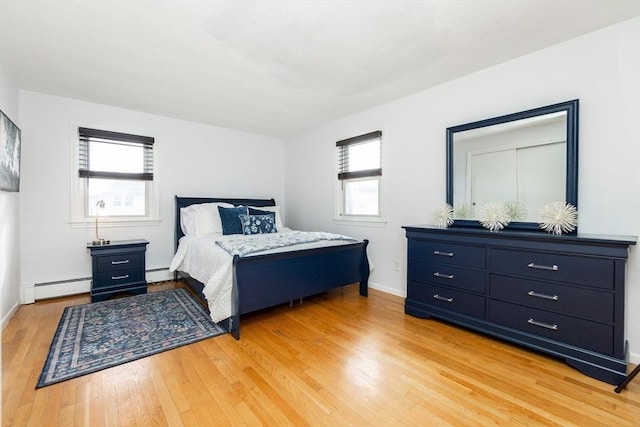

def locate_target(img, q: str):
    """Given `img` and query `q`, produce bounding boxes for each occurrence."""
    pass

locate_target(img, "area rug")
[36,288,225,388]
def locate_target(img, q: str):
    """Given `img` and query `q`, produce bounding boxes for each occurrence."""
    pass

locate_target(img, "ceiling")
[1,1,638,138]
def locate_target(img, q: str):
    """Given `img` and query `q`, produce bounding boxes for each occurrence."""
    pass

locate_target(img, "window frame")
[69,124,160,227]
[335,130,385,225]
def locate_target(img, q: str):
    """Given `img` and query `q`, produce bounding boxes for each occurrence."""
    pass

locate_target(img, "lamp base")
[91,239,110,245]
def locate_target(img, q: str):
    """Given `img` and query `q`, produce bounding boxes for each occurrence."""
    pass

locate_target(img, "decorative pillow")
[248,205,284,230]
[239,214,277,235]
[248,207,276,224]
[218,206,248,235]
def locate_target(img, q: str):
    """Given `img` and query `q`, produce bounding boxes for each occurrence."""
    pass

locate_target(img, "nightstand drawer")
[409,240,485,269]
[97,252,143,272]
[96,267,144,289]
[490,275,613,323]
[409,260,485,293]
[408,281,485,319]
[489,300,613,355]
[491,249,614,289]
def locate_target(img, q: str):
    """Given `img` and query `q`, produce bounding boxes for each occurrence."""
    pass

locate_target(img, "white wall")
[284,18,640,361]
[18,91,285,298]
[0,64,21,328]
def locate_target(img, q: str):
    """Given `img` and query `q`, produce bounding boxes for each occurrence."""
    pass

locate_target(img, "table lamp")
[92,199,110,245]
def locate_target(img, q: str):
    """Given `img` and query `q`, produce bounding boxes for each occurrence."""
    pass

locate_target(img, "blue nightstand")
[87,239,149,302]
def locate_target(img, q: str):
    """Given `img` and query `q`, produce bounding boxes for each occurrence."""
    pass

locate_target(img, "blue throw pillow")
[218,206,248,235]
[239,214,277,235]
[248,207,276,224]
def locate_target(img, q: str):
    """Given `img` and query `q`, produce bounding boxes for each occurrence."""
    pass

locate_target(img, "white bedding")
[169,228,362,323]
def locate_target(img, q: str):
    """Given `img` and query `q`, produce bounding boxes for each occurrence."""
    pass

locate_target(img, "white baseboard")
[368,281,406,298]
[147,269,174,283]
[1,298,21,330]
[21,268,174,303]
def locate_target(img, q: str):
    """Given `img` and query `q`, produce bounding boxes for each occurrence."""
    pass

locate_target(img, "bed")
[171,196,370,339]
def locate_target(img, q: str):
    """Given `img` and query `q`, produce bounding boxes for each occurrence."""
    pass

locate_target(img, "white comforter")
[169,229,361,323]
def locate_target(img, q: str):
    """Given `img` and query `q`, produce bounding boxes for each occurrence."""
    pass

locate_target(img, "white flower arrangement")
[478,202,511,232]
[504,201,527,222]
[538,202,578,235]
[432,203,454,228]
[454,204,473,219]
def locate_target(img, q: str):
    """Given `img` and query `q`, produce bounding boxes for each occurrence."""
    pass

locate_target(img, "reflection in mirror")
[446,100,578,232]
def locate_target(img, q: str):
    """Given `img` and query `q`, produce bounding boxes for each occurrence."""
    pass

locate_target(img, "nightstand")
[87,239,149,302]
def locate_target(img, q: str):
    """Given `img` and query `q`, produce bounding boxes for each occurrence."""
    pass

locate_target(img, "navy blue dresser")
[403,226,636,385]
[87,239,149,302]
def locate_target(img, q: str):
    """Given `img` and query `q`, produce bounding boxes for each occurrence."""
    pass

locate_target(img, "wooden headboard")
[174,196,276,250]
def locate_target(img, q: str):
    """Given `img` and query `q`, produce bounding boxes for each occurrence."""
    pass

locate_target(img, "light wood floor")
[2,281,639,426]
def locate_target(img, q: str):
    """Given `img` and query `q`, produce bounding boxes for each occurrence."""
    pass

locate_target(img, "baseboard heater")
[26,268,173,302]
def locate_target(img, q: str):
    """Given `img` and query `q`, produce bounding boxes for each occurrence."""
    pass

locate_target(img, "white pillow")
[194,202,235,235]
[180,205,198,235]
[249,205,285,231]
[180,202,233,235]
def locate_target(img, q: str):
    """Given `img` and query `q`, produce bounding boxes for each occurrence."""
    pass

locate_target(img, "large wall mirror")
[446,99,579,232]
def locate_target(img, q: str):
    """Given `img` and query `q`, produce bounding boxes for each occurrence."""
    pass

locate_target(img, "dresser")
[403,226,636,386]
[87,240,149,302]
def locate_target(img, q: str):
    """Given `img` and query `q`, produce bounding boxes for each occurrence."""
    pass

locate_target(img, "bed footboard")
[229,240,369,339]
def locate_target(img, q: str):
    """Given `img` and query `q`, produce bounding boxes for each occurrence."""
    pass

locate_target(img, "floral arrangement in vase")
[538,202,578,235]
[504,201,527,222]
[453,204,473,219]
[478,202,511,232]
[431,203,454,228]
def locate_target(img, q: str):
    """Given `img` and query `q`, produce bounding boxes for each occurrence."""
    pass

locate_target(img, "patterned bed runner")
[216,231,358,257]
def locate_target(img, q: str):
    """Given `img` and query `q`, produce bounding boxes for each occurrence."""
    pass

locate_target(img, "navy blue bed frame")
[174,196,370,339]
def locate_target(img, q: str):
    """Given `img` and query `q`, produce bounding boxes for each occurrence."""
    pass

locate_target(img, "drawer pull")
[527,318,558,331]
[111,260,130,265]
[433,294,454,303]
[527,290,559,301]
[433,272,454,279]
[111,274,130,280]
[527,262,559,271]
[433,250,454,257]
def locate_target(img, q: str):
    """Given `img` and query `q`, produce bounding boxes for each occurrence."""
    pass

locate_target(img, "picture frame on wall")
[0,109,21,192]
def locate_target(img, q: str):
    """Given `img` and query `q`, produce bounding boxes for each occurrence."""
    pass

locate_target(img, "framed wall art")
[0,109,21,192]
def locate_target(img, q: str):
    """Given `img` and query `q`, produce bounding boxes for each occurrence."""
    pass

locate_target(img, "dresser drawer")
[97,252,143,272]
[409,240,485,269]
[489,300,613,355]
[96,267,144,289]
[409,260,485,293]
[490,275,613,324]
[408,281,485,319]
[491,249,614,289]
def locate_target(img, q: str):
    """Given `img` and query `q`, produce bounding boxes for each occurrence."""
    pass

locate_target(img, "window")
[336,131,382,220]
[78,127,154,218]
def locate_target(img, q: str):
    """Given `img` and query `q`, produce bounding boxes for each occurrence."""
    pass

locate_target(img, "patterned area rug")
[37,288,225,388]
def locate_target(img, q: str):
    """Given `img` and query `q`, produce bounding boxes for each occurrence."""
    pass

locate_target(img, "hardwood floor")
[3,281,639,426]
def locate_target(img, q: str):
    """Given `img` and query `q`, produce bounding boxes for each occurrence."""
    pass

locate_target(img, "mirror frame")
[446,99,579,232]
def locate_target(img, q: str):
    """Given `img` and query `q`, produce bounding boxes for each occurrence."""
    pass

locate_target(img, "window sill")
[69,217,161,228]
[333,217,387,228]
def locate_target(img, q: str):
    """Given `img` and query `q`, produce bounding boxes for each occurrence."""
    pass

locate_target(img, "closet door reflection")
[517,142,565,221]
[467,142,564,222]
[469,149,517,213]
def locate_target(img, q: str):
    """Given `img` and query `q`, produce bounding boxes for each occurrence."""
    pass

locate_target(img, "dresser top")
[403,225,637,247]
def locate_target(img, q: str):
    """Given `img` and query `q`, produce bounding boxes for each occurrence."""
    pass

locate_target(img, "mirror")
[446,99,578,232]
